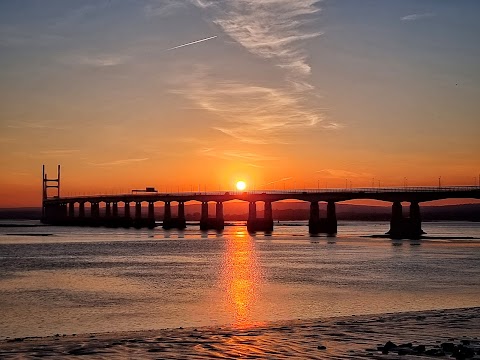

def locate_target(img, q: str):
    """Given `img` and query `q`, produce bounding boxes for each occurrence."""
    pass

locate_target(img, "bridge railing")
[48,186,480,200]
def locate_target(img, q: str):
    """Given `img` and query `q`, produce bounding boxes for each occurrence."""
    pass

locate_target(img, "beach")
[1,222,479,358]
[1,307,479,359]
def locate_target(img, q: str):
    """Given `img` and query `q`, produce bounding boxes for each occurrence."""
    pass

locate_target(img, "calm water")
[0,221,479,338]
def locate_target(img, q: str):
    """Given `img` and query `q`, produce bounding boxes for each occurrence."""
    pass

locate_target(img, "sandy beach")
[1,307,479,359]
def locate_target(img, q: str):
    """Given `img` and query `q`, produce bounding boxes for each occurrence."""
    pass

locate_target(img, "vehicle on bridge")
[132,187,158,194]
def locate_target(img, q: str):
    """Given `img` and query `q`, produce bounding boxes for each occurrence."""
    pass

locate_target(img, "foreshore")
[1,307,479,359]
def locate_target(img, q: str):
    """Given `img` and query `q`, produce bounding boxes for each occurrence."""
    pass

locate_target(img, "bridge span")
[41,166,480,238]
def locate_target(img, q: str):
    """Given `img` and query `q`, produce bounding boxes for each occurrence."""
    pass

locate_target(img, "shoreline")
[1,307,479,359]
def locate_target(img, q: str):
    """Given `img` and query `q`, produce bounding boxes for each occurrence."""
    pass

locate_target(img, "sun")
[236,181,247,191]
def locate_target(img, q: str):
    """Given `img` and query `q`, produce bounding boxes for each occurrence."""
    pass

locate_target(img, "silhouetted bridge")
[41,166,480,238]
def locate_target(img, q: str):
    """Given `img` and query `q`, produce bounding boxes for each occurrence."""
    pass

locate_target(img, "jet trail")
[166,35,217,51]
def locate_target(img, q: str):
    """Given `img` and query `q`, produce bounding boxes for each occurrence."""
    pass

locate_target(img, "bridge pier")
[387,201,424,239]
[112,202,118,217]
[124,202,131,219]
[326,201,337,235]
[216,201,225,230]
[199,201,223,230]
[90,202,100,226]
[44,203,66,223]
[162,202,172,229]
[309,201,337,235]
[409,201,424,238]
[246,202,256,232]
[264,201,274,232]
[247,201,273,232]
[135,202,142,219]
[91,203,100,219]
[105,202,111,218]
[308,201,320,234]
[68,202,75,218]
[163,201,186,230]
[79,202,85,218]
[177,202,186,229]
[148,202,155,220]
[388,201,403,237]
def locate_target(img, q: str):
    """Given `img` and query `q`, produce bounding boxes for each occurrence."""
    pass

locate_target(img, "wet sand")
[1,307,479,359]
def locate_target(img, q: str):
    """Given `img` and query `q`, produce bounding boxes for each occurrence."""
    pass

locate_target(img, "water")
[0,221,479,338]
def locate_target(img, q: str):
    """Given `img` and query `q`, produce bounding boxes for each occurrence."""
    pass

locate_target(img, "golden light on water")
[222,229,262,328]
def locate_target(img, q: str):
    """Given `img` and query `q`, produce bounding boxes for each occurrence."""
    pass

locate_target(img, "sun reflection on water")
[222,229,263,329]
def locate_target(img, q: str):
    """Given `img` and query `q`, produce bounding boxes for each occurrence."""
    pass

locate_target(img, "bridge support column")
[326,201,337,235]
[112,202,118,217]
[68,202,75,218]
[387,201,403,238]
[134,202,142,228]
[247,201,257,232]
[91,203,100,226]
[409,201,424,238]
[79,202,85,218]
[148,202,155,220]
[216,201,224,230]
[146,202,155,228]
[124,202,130,219]
[90,203,98,218]
[162,202,172,229]
[309,201,320,234]
[135,202,142,219]
[263,201,274,232]
[176,202,186,229]
[200,202,209,230]
[105,202,111,217]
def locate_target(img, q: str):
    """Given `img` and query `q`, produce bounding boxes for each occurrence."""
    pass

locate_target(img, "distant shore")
[1,307,479,359]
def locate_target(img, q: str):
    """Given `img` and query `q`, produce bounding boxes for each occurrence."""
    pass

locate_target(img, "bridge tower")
[41,165,61,224]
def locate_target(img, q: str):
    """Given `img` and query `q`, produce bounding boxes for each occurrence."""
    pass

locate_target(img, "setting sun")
[236,181,247,191]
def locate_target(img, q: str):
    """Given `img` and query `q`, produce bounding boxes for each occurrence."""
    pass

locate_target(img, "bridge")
[41,166,480,238]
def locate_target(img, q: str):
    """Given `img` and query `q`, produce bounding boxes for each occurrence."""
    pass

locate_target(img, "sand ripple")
[1,307,479,359]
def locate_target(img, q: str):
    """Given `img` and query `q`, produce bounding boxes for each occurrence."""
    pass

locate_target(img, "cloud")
[316,169,372,179]
[166,1,340,144]
[262,177,293,186]
[401,13,435,21]
[63,54,130,67]
[172,73,325,143]
[88,158,149,166]
[200,148,277,162]
[145,1,187,18]
[40,149,80,157]
[190,0,322,78]
[7,121,67,130]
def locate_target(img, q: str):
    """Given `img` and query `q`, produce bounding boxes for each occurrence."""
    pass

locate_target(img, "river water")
[0,221,479,338]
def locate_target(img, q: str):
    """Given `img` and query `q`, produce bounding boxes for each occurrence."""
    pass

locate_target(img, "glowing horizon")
[0,1,479,207]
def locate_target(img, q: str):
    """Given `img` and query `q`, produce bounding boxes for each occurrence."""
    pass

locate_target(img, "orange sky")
[0,1,479,207]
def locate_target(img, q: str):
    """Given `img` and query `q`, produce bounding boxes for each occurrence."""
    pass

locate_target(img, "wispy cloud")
[191,0,322,78]
[40,149,80,157]
[62,54,130,67]
[401,13,435,21]
[166,1,339,143]
[7,121,67,130]
[316,169,372,179]
[262,177,293,186]
[166,35,217,51]
[172,70,328,143]
[89,158,149,166]
[200,148,277,161]
[145,1,187,18]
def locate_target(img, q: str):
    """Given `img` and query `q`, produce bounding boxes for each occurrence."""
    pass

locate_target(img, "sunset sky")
[1,0,479,207]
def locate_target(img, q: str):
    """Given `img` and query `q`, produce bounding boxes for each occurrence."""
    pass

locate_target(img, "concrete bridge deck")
[42,186,480,239]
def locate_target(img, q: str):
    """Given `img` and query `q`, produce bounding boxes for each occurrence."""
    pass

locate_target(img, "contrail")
[166,35,217,51]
